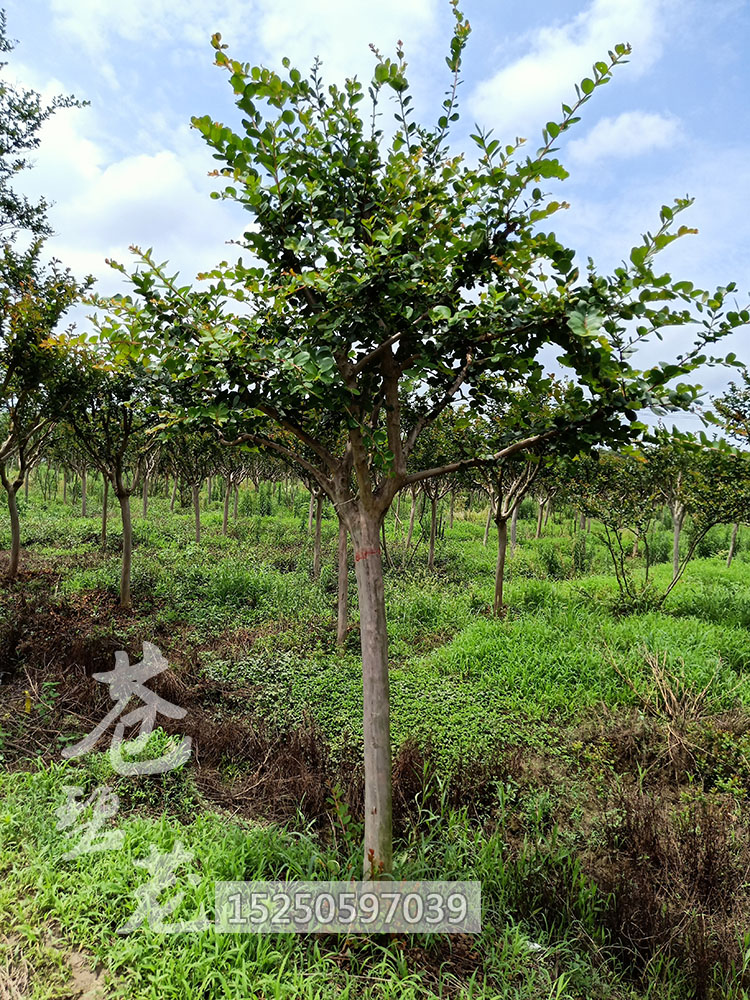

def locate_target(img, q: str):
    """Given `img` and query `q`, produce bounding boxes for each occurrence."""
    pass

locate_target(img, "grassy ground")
[2,479,750,998]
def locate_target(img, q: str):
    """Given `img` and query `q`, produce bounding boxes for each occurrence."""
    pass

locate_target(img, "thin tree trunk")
[405,491,416,550]
[337,518,348,646]
[142,477,148,519]
[483,501,492,547]
[222,478,231,535]
[101,478,109,552]
[727,522,740,568]
[207,475,212,508]
[449,490,455,529]
[510,503,519,555]
[493,516,509,615]
[351,514,392,878]
[63,469,68,504]
[545,500,553,527]
[117,489,132,609]
[1,469,21,580]
[536,501,544,539]
[192,483,201,544]
[428,496,437,569]
[313,493,323,580]
[170,478,177,512]
[308,493,315,534]
[233,483,239,520]
[81,469,87,517]
[672,507,685,580]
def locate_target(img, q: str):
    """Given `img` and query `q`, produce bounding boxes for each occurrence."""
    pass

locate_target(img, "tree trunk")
[233,483,239,520]
[81,469,87,517]
[308,493,315,534]
[449,490,455,529]
[337,518,348,646]
[207,475,212,508]
[117,489,132,609]
[545,500,553,527]
[170,478,177,512]
[222,478,231,535]
[536,501,544,539]
[510,503,519,555]
[313,493,323,580]
[2,469,21,580]
[192,483,201,544]
[101,478,109,551]
[405,491,416,550]
[493,516,509,615]
[63,469,68,504]
[727,522,740,568]
[351,513,392,878]
[483,501,492,547]
[578,509,586,533]
[142,477,148,519]
[672,506,685,580]
[428,496,437,570]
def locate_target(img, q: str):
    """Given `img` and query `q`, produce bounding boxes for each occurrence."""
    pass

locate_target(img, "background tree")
[65,356,161,608]
[0,14,87,578]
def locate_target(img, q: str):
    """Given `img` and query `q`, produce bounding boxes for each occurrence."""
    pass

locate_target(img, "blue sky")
[6,0,750,415]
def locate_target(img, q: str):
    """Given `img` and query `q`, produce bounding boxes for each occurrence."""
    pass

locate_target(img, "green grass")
[3,480,750,997]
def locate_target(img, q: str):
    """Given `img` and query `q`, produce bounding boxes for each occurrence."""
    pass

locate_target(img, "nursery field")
[2,481,750,1000]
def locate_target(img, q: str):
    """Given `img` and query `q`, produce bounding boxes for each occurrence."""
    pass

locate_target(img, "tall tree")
[100,12,747,875]
[0,13,87,577]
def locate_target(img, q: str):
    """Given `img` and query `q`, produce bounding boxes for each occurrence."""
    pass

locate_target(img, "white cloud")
[469,0,673,140]
[567,110,681,165]
[49,0,441,85]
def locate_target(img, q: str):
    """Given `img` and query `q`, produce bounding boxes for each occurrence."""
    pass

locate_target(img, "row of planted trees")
[3,4,750,876]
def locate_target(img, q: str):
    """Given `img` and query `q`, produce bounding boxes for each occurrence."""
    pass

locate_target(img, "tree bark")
[223,478,231,535]
[405,490,416,550]
[493,516,509,615]
[81,469,87,517]
[192,483,201,544]
[101,478,109,552]
[170,478,177,513]
[117,488,132,609]
[337,518,348,646]
[536,501,544,539]
[672,505,686,580]
[727,522,740,568]
[142,477,148,519]
[313,493,323,580]
[510,503,519,555]
[483,501,492,547]
[308,492,315,534]
[1,467,21,580]
[351,513,392,878]
[428,496,437,570]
